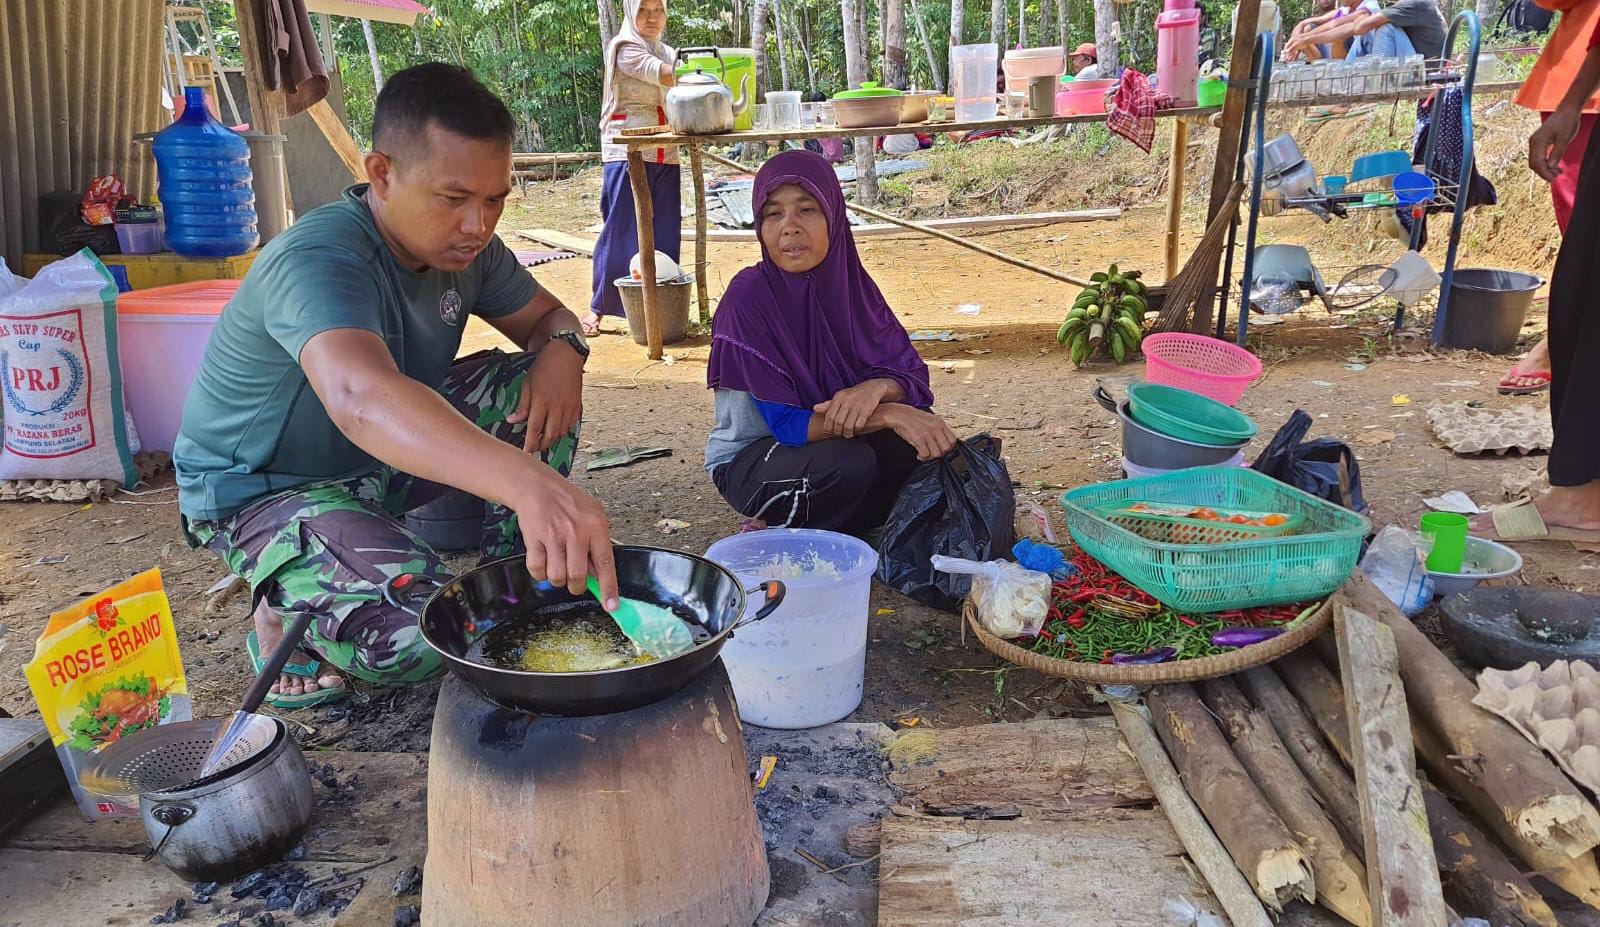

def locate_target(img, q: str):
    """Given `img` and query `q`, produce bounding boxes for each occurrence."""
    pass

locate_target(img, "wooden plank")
[512,228,596,257]
[878,810,1220,927]
[1165,120,1189,280]
[1195,0,1260,334]
[688,145,710,323]
[1334,605,1447,927]
[1111,700,1275,927]
[232,0,284,135]
[885,717,1153,817]
[687,207,1122,241]
[306,99,368,181]
[511,151,602,164]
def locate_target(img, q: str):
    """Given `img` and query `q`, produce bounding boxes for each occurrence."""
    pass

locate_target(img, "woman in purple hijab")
[704,150,957,534]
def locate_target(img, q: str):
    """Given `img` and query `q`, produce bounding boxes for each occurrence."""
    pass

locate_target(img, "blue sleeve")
[752,399,813,447]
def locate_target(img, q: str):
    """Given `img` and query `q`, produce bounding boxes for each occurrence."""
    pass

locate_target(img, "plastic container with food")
[832,82,904,129]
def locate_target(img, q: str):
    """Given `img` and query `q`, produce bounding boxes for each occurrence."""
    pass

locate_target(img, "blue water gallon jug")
[153,87,258,257]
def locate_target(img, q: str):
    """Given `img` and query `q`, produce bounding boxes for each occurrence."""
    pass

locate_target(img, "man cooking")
[173,63,620,709]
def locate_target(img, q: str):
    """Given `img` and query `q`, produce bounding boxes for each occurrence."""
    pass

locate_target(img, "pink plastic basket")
[1141,333,1262,406]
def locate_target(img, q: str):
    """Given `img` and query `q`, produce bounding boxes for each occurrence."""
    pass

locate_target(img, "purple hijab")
[706,150,933,411]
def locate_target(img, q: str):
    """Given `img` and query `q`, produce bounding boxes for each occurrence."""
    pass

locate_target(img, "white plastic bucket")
[704,528,877,729]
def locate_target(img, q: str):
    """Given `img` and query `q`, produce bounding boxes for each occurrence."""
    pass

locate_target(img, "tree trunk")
[885,0,908,88]
[1057,0,1069,50]
[359,18,385,92]
[597,0,617,50]
[860,0,871,68]
[752,0,772,99]
[1092,0,1118,75]
[1038,0,1050,49]
[990,0,1005,48]
[1017,0,1027,45]
[774,0,793,91]
[950,0,965,92]
[1477,0,1499,29]
[842,0,880,206]
[909,0,944,89]
[796,3,819,93]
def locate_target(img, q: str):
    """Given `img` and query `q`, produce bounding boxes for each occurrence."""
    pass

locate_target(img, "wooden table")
[617,80,1526,359]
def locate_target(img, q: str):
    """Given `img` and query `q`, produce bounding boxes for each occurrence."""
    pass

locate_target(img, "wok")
[404,546,785,715]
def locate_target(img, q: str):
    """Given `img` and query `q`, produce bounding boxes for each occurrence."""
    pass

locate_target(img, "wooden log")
[1241,666,1367,851]
[1109,700,1275,927]
[1147,684,1314,910]
[843,200,1094,289]
[687,145,710,323]
[845,821,881,858]
[1199,677,1372,927]
[624,151,663,359]
[512,228,597,257]
[1338,574,1600,861]
[1334,605,1448,927]
[1280,645,1560,926]
[1422,779,1559,927]
[307,99,367,181]
[1412,713,1600,909]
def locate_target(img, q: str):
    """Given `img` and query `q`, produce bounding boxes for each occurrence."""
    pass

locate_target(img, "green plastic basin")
[1126,382,1258,446]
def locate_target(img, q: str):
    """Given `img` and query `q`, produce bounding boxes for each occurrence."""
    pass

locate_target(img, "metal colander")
[79,715,282,799]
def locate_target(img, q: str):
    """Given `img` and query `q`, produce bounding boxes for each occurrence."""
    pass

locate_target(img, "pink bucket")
[1141,333,1262,406]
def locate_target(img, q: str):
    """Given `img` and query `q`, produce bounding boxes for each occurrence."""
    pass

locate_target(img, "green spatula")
[587,577,695,659]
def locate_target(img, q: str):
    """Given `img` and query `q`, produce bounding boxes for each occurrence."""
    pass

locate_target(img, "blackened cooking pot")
[411,547,784,715]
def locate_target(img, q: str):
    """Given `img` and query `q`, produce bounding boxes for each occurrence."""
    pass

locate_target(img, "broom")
[1153,181,1245,334]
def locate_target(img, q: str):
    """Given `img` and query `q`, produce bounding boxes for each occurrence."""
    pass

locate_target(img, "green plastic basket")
[1060,467,1370,613]
[1126,382,1258,446]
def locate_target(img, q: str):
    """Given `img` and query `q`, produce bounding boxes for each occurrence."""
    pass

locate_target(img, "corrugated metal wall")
[0,0,166,269]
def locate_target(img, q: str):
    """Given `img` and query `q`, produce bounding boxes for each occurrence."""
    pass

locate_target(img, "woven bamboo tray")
[964,596,1332,684]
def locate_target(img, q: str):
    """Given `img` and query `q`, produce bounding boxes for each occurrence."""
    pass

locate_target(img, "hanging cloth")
[1400,87,1496,248]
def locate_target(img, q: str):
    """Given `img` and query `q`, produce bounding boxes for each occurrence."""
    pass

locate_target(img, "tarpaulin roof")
[304,0,429,26]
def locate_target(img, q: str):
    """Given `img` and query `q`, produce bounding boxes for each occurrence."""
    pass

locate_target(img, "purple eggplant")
[1211,627,1285,648]
[1111,647,1178,665]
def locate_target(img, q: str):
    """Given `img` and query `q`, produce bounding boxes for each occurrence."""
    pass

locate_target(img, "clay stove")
[421,661,770,926]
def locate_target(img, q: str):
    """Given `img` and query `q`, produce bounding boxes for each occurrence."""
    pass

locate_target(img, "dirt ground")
[1,104,1588,747]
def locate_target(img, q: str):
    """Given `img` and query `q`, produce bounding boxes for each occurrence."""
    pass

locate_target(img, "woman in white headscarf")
[587,0,678,336]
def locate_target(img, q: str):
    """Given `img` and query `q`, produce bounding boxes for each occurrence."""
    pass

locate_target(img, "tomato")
[1227,515,1250,524]
[1263,514,1288,526]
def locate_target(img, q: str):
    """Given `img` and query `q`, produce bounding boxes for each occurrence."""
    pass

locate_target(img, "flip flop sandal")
[246,629,348,709]
[1480,502,1600,544]
[1497,369,1552,395]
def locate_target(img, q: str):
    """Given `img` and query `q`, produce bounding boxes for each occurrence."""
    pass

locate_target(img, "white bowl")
[1428,536,1523,598]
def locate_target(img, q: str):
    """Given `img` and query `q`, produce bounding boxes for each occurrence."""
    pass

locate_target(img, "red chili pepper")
[1037,627,1055,641]
[1177,615,1198,627]
[1100,648,1114,664]
[1065,608,1087,629]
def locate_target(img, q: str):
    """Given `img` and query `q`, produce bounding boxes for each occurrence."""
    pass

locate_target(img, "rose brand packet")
[24,569,191,819]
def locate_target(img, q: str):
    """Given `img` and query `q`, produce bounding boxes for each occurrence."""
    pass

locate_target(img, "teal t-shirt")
[174,185,538,522]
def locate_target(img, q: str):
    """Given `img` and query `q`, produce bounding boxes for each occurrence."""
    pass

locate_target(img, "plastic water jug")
[951,43,999,122]
[153,87,258,257]
[1157,9,1202,106]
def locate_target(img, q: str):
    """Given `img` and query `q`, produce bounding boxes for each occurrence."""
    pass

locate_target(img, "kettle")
[665,47,749,135]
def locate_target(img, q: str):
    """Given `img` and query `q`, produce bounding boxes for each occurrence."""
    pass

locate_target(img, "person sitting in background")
[1284,0,1358,60]
[1071,43,1103,80]
[704,151,957,535]
[1283,0,1446,63]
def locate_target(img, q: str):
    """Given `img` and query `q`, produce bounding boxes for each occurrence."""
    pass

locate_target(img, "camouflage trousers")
[186,350,578,685]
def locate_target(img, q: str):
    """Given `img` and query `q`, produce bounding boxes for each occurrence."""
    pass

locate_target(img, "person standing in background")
[1501,0,1600,394]
[588,0,680,337]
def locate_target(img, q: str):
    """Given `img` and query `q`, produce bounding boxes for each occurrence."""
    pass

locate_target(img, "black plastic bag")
[876,434,1016,613]
[1251,410,1367,514]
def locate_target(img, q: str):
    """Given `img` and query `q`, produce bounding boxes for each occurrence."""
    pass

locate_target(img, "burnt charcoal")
[190,882,219,902]
[393,904,421,927]
[284,843,307,861]
[217,922,240,927]
[254,915,278,927]
[391,865,423,897]
[325,878,364,917]
[150,898,187,923]
[291,889,322,917]
[264,891,293,912]
[812,784,839,801]
[230,872,268,898]
[238,905,263,918]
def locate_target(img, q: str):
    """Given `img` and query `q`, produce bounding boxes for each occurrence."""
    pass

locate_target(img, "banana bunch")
[1056,264,1147,367]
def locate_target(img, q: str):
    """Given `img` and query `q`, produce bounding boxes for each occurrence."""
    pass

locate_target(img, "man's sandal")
[245,629,348,709]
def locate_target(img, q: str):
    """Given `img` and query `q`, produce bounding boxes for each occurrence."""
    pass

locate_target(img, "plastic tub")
[1056,85,1112,115]
[704,529,879,728]
[1003,46,1066,93]
[1141,332,1263,406]
[951,43,999,121]
[1157,9,1202,106]
[1117,401,1248,470]
[115,222,162,255]
[1127,381,1259,446]
[1198,76,1227,107]
[1439,268,1543,355]
[115,279,240,452]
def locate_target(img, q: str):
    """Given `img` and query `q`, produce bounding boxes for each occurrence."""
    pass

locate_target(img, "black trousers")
[712,431,921,535]
[1547,124,1600,488]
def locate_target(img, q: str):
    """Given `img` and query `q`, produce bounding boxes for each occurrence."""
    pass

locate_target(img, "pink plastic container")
[1163,0,1196,10]
[1055,79,1116,115]
[1141,333,1262,406]
[115,279,239,452]
[1157,9,1202,106]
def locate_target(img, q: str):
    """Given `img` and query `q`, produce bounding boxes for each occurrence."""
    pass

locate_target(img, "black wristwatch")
[548,329,590,360]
